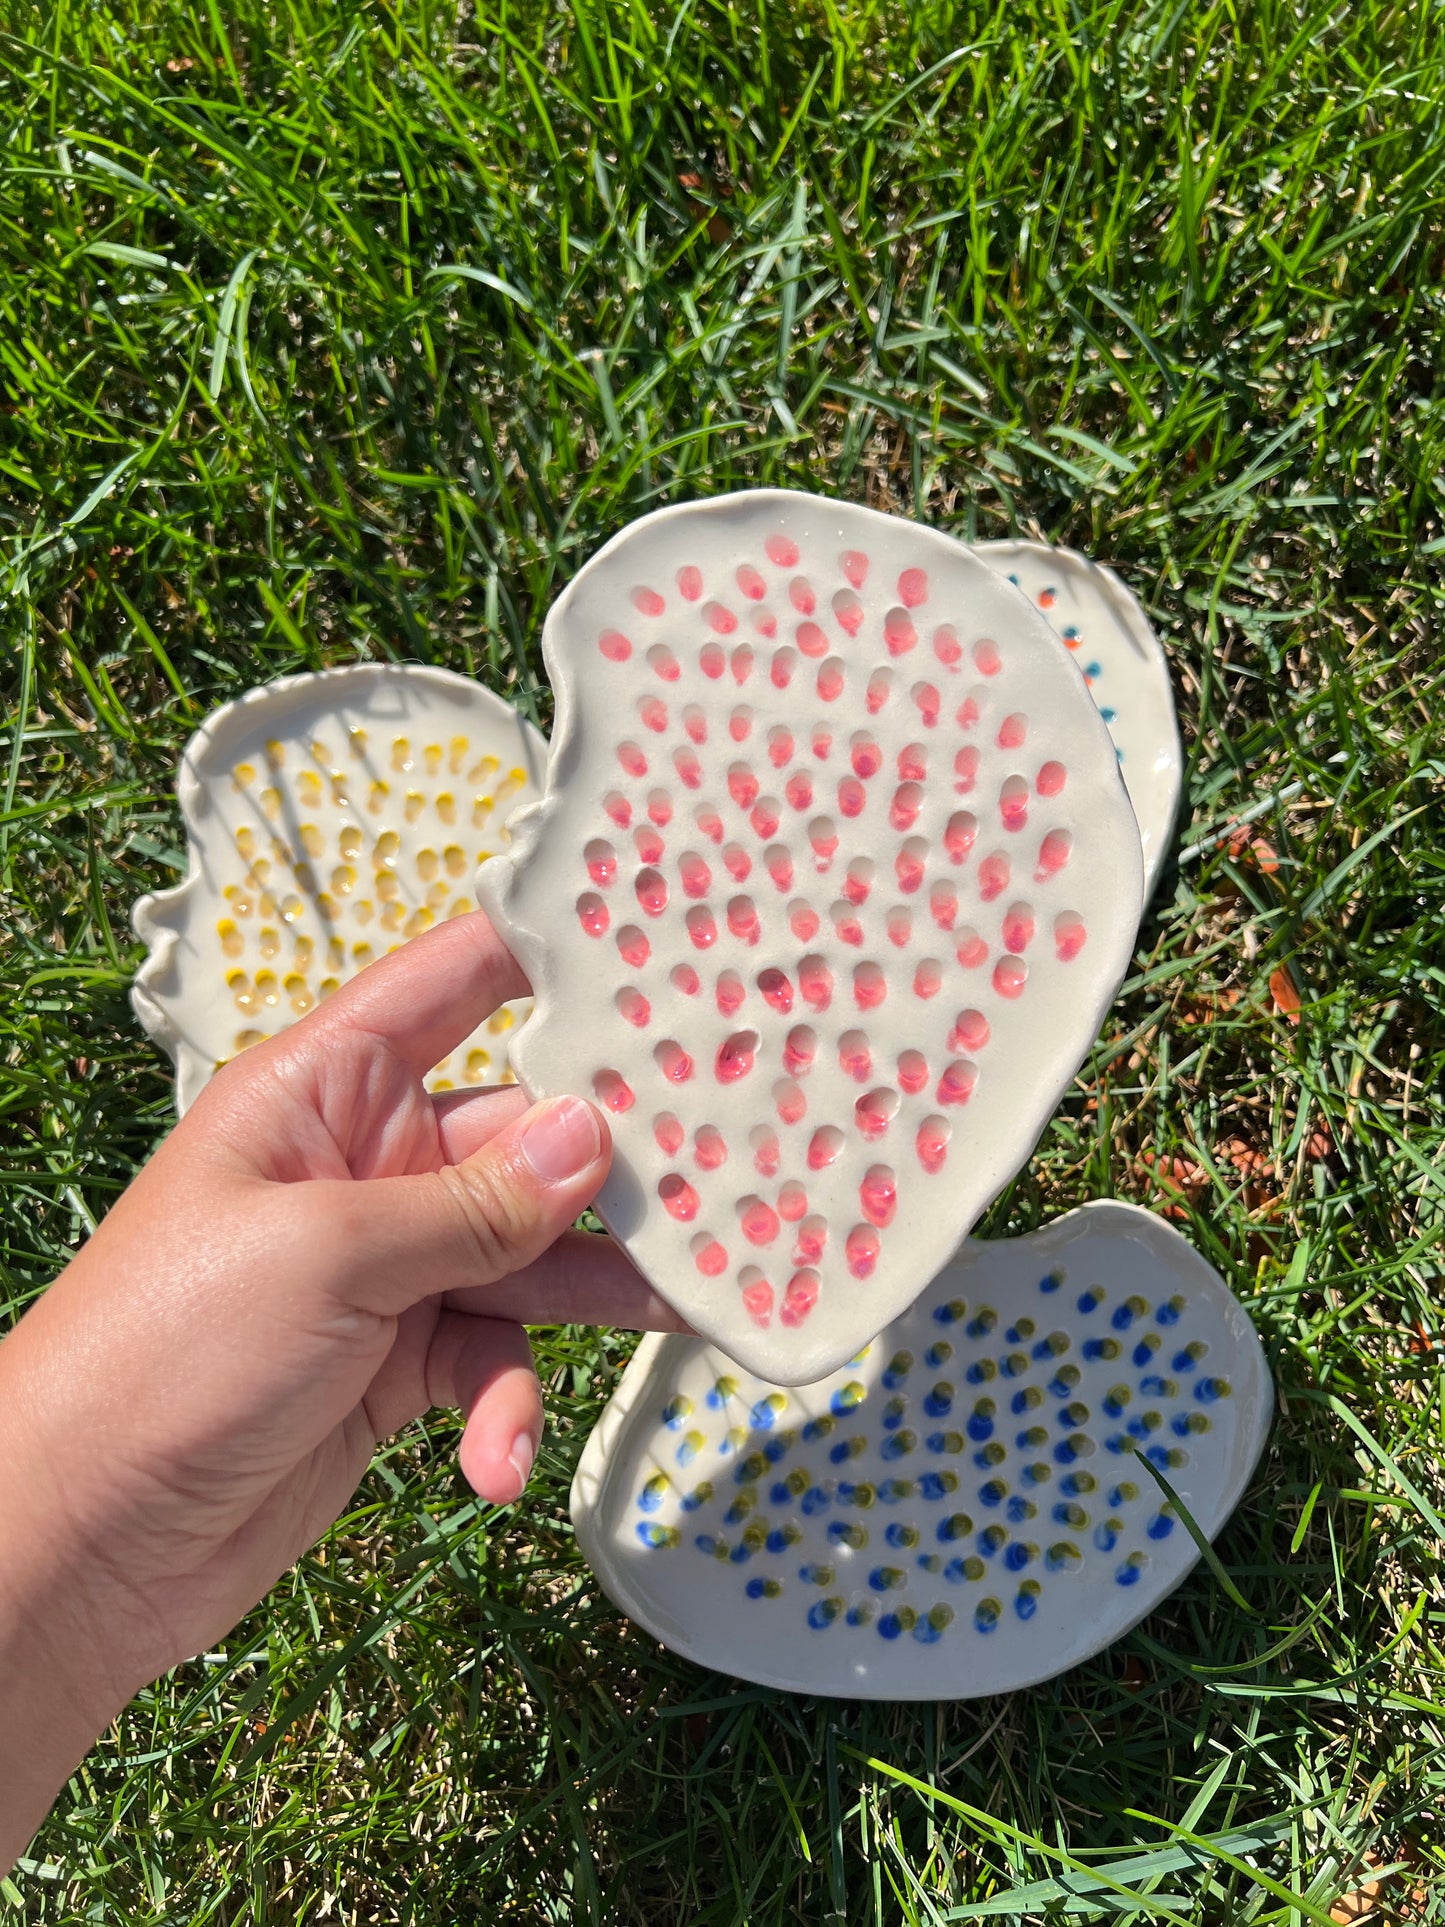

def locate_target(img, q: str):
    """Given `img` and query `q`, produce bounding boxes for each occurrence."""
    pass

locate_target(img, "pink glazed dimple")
[778,1181,808,1222]
[897,1049,929,1095]
[794,1216,828,1263]
[659,1173,700,1220]
[911,682,941,727]
[685,905,717,948]
[1055,912,1088,960]
[693,1235,728,1278]
[1036,827,1072,879]
[1037,759,1067,796]
[853,961,886,1009]
[855,1088,899,1139]
[916,1114,950,1172]
[780,1268,819,1327]
[843,856,875,905]
[783,1025,817,1075]
[832,589,863,636]
[838,1029,872,1082]
[1003,902,1035,953]
[615,987,650,1027]
[1000,775,1030,831]
[789,901,821,942]
[655,1039,694,1081]
[715,969,745,1016]
[593,1069,634,1113]
[884,608,918,657]
[860,1163,898,1226]
[764,844,794,890]
[890,781,924,831]
[616,924,651,971]
[845,1224,880,1277]
[716,1030,758,1082]
[832,903,865,946]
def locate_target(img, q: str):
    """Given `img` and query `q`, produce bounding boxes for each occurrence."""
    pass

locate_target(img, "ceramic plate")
[133,663,546,1111]
[572,1202,1271,1699]
[479,491,1144,1383]
[975,542,1182,891]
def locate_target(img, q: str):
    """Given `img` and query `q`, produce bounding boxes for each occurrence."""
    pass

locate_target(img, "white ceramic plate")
[974,542,1182,892]
[132,663,546,1112]
[479,491,1144,1383]
[572,1202,1271,1699]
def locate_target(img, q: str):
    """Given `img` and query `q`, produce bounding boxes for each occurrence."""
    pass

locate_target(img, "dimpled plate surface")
[133,663,546,1113]
[479,491,1144,1383]
[572,1202,1272,1699]
[974,542,1182,891]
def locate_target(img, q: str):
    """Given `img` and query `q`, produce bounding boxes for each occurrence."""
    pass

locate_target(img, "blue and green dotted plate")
[975,543,1182,895]
[571,1201,1270,1698]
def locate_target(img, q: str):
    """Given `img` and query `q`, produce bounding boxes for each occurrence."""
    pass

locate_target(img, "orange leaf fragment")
[1269,964,1302,1023]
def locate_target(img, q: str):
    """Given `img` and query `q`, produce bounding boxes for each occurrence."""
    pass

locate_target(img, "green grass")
[3,0,1444,1917]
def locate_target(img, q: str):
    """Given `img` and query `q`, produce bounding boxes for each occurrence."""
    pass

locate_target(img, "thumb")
[309,1096,613,1317]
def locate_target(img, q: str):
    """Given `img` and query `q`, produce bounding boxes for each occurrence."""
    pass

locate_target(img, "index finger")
[297,909,529,1075]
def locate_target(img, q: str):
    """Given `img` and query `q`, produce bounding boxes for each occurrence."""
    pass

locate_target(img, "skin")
[0,911,683,1870]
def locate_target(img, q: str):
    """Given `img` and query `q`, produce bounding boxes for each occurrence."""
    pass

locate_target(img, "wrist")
[0,1339,148,1872]
[0,1575,132,1873]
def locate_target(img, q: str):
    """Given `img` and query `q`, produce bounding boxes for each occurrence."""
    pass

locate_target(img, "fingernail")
[508,1431,536,1495]
[520,1096,601,1184]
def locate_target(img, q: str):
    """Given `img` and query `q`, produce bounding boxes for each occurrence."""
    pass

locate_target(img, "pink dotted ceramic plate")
[133,664,545,1112]
[571,1202,1272,1699]
[974,542,1182,892]
[479,492,1144,1382]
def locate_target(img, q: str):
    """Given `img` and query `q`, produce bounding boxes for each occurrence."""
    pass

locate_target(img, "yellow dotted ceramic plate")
[132,663,546,1113]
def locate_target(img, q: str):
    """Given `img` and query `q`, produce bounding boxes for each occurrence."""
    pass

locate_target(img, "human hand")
[0,911,680,1859]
